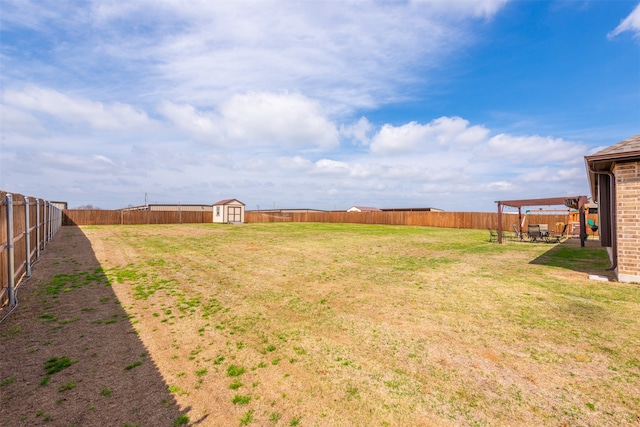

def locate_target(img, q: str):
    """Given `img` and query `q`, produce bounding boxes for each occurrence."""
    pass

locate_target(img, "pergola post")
[497,202,503,244]
[517,207,522,238]
[579,196,587,247]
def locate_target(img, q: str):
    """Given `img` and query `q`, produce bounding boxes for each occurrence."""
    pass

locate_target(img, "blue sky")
[1,0,639,211]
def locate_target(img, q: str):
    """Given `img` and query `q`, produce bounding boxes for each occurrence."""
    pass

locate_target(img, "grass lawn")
[66,223,640,425]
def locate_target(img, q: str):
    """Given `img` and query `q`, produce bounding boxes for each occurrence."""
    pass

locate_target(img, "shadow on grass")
[529,238,615,279]
[0,225,206,426]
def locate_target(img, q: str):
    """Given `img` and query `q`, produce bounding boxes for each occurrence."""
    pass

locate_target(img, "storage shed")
[213,199,245,223]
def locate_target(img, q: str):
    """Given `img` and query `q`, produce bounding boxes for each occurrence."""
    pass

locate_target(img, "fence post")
[47,202,52,242]
[36,199,41,260]
[48,202,52,241]
[43,201,48,250]
[6,193,16,307]
[24,196,32,278]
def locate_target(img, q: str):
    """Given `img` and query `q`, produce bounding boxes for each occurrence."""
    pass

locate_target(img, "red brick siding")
[615,161,640,282]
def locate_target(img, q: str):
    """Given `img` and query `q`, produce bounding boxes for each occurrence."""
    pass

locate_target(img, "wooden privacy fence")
[63,209,213,226]
[1,191,63,309]
[64,209,598,235]
[245,211,594,232]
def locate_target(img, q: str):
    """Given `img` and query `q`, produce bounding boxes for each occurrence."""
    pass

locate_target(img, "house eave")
[585,150,640,202]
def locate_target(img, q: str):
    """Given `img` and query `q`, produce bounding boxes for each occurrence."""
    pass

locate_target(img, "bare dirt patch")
[0,226,190,426]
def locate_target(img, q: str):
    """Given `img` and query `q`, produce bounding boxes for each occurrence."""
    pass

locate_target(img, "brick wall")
[615,161,640,283]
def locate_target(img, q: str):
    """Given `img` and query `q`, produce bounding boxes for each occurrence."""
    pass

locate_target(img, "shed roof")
[213,198,245,206]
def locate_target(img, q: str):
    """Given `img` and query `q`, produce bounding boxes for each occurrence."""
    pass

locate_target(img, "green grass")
[172,414,189,426]
[35,410,51,421]
[85,223,640,427]
[239,409,254,425]
[42,269,107,296]
[0,376,16,387]
[58,381,77,392]
[124,360,143,370]
[38,313,58,322]
[231,394,251,405]
[168,385,188,396]
[44,356,75,375]
[226,364,246,377]
[269,412,281,423]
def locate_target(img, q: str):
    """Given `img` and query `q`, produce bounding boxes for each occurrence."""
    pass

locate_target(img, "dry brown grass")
[2,222,639,426]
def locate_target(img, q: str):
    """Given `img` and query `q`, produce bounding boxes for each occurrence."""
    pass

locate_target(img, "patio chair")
[548,224,568,243]
[512,224,522,241]
[527,225,542,242]
[487,228,499,242]
[539,224,550,242]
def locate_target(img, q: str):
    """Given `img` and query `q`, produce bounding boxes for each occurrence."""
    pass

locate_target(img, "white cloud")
[516,167,584,184]
[410,0,509,19]
[340,117,374,146]
[608,3,640,39]
[484,181,515,192]
[0,0,86,32]
[3,85,156,131]
[157,101,221,142]
[0,104,46,136]
[222,92,339,149]
[93,154,116,167]
[370,122,429,154]
[276,156,314,172]
[23,151,124,174]
[158,92,339,149]
[40,0,508,111]
[482,134,587,165]
[370,116,489,155]
[314,159,351,176]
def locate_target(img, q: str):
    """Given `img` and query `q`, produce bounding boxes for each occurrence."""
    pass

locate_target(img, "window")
[216,206,221,217]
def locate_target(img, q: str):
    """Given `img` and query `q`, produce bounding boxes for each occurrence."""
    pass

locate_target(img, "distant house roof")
[121,204,212,211]
[246,208,327,213]
[381,207,444,212]
[213,199,245,206]
[348,206,382,212]
[50,201,68,210]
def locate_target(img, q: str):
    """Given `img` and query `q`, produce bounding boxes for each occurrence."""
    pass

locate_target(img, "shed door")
[228,206,242,222]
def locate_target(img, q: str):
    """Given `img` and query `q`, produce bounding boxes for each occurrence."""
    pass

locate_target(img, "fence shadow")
[529,238,615,279]
[0,225,205,426]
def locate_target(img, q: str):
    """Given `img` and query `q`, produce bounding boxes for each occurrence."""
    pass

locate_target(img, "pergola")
[495,196,588,245]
